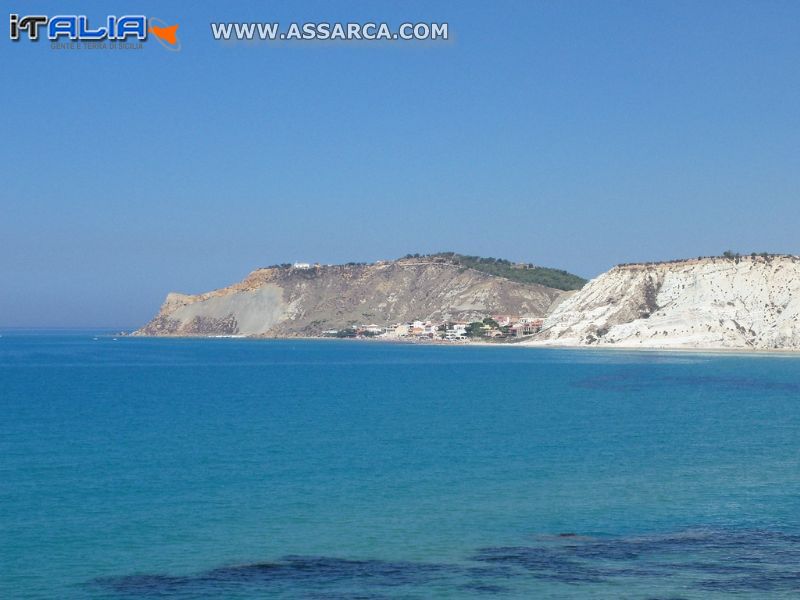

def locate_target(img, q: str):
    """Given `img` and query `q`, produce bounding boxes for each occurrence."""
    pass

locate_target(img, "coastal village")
[290,260,549,342]
[136,253,583,339]
[321,315,545,342]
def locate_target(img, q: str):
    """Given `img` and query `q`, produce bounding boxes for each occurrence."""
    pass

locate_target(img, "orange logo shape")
[148,18,180,51]
[151,24,178,45]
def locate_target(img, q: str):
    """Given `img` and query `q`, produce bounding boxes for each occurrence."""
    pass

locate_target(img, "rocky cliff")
[527,255,800,350]
[136,257,569,337]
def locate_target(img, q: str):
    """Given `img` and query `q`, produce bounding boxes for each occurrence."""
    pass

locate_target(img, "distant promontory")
[137,252,800,351]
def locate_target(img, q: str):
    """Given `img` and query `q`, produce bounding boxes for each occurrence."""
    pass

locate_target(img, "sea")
[2,331,800,599]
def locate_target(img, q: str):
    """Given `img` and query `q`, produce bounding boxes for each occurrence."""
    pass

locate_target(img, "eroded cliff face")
[528,256,800,350]
[136,258,565,337]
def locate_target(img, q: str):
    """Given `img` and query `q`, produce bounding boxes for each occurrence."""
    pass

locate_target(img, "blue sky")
[3,1,799,327]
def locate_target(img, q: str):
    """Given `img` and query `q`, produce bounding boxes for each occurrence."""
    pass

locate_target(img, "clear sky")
[3,1,799,328]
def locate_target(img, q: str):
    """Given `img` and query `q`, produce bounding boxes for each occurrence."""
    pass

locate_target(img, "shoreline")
[123,333,800,356]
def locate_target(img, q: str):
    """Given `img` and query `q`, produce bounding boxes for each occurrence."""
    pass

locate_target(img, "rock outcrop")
[527,255,800,350]
[136,257,569,337]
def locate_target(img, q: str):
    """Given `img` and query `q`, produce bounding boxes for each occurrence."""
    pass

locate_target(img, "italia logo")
[9,14,180,50]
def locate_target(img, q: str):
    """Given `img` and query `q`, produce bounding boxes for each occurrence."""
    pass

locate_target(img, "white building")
[393,323,411,337]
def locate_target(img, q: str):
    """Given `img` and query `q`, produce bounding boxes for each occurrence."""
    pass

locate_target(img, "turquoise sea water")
[2,332,800,599]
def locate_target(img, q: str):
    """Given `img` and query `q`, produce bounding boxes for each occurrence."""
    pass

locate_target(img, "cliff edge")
[136,256,572,337]
[526,255,800,350]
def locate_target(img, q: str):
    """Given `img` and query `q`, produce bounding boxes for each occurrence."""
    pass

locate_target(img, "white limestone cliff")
[526,255,800,350]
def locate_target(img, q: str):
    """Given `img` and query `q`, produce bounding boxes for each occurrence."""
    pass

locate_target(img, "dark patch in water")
[459,581,510,594]
[576,372,800,393]
[474,528,800,592]
[95,528,800,597]
[96,556,451,598]
[696,571,800,592]
[205,555,448,586]
[99,573,192,595]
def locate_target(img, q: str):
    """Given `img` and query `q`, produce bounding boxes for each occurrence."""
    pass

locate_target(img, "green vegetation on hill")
[404,252,587,291]
[262,252,587,291]
[618,251,794,268]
